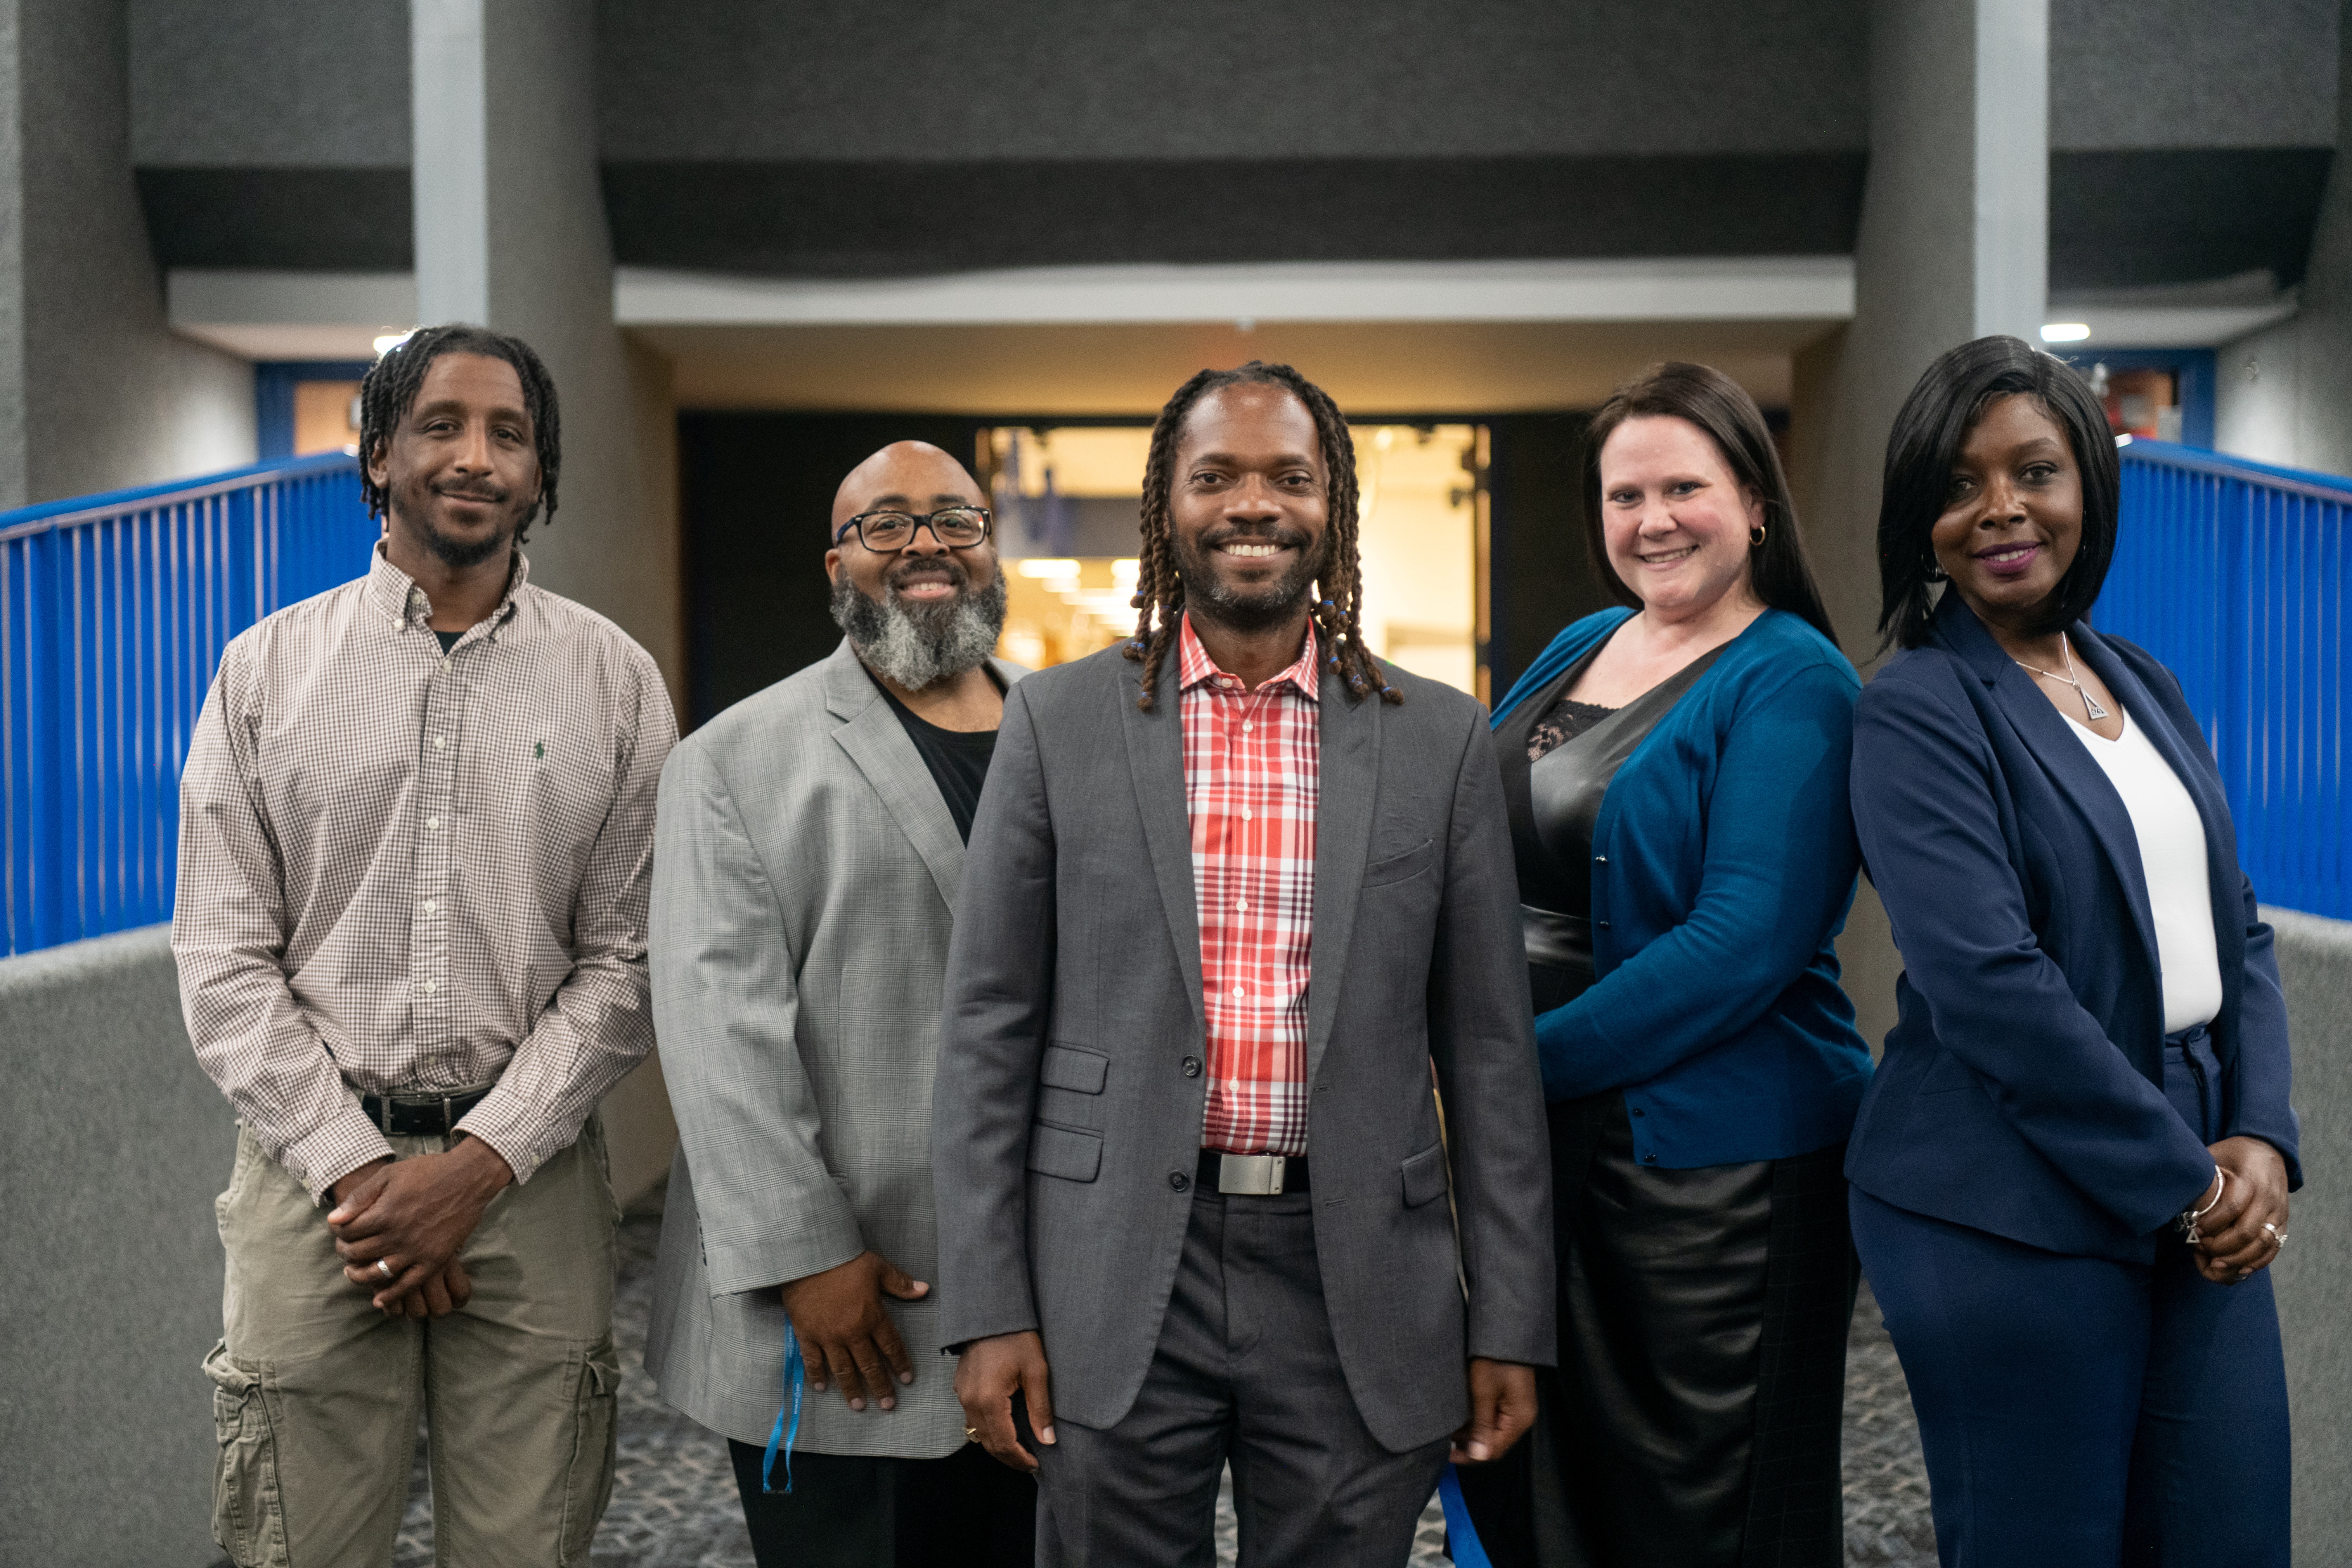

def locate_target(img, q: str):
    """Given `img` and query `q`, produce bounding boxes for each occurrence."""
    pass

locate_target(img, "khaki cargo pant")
[203,1119,621,1567]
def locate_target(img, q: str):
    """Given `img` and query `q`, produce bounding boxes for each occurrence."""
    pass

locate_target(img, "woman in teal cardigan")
[1456,364,1872,1567]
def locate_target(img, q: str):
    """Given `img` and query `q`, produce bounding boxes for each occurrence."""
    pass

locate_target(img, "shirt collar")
[365,541,531,641]
[1177,612,1321,702]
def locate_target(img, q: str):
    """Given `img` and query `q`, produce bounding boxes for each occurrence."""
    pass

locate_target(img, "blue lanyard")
[1436,1466,1493,1568]
[761,1319,805,1494]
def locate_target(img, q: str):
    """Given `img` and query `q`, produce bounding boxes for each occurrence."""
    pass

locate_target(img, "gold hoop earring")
[1750,525,1767,547]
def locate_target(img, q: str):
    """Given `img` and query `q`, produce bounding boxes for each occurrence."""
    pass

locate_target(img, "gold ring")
[964,1426,981,1442]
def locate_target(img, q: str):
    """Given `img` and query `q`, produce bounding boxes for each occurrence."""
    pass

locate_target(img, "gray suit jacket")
[933,641,1554,1452]
[646,639,1025,1457]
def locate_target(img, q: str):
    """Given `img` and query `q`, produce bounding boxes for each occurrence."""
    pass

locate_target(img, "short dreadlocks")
[357,324,562,541]
[1125,361,1399,712]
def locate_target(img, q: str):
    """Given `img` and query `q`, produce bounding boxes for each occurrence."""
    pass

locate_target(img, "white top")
[2064,709,2222,1033]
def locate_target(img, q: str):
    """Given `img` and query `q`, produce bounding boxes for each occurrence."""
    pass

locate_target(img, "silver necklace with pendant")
[2014,633,2110,722]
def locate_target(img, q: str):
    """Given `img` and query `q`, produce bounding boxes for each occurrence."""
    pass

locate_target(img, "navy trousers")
[1851,1030,2290,1567]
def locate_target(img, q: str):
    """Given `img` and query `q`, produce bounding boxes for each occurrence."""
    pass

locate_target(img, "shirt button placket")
[419,675,455,1033]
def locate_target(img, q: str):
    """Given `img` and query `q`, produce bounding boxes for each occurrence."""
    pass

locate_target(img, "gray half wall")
[0,921,677,1565]
[2265,908,2352,1565]
[0,925,230,1568]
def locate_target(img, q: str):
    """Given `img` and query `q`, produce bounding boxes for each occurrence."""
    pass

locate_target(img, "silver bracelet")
[2176,1165,2227,1240]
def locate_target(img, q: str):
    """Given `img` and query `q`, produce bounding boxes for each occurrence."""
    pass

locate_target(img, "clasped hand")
[327,1135,514,1317]
[2185,1135,2291,1286]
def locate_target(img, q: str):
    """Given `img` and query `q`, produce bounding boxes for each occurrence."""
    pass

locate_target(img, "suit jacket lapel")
[1119,645,1205,1031]
[1305,665,1378,1091]
[1938,600,2161,979]
[822,640,966,913]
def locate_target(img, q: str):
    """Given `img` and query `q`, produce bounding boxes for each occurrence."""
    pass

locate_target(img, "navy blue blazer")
[1846,594,2302,1263]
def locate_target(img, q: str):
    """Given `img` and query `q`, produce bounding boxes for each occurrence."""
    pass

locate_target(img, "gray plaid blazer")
[645,639,1025,1457]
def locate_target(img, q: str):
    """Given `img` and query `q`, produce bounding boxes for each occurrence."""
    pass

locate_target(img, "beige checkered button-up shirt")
[173,545,676,1200]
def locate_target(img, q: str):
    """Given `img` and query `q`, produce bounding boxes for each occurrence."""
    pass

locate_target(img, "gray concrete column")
[1788,0,2048,1056]
[410,0,680,1204]
[0,0,254,508]
[1793,0,2048,660]
[408,0,682,699]
[2215,1,2352,475]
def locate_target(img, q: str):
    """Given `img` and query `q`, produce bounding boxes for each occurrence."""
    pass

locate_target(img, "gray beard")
[830,569,1008,692]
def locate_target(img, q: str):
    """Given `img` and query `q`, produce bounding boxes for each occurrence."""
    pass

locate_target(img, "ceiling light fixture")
[2040,322,2092,343]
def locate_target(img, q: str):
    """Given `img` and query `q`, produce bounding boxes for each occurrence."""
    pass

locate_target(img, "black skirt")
[1458,991,1858,1567]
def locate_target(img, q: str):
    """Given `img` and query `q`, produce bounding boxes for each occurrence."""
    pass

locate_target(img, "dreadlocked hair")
[1125,360,1398,712]
[358,324,563,542]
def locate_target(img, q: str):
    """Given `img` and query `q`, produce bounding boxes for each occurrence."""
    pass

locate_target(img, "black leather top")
[1499,638,1727,995]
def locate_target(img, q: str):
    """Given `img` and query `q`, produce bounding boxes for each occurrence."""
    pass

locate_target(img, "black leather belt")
[360,1086,494,1137]
[1197,1149,1310,1195]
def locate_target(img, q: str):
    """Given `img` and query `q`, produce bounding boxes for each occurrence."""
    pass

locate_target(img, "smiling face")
[825,440,1000,612]
[368,352,542,570]
[1929,393,2084,632]
[1595,414,1763,622]
[824,441,1006,691]
[1166,383,1331,632]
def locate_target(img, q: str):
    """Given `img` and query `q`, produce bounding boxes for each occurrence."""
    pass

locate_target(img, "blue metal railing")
[2096,439,2352,920]
[1,452,376,956]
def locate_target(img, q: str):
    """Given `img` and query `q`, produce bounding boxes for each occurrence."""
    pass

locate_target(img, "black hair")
[1125,360,1397,711]
[1876,334,2118,651]
[1580,362,1839,646]
[357,324,562,542]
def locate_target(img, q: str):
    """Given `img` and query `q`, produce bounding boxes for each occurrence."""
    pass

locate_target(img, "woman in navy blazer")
[1457,364,1872,1566]
[1849,336,2299,1567]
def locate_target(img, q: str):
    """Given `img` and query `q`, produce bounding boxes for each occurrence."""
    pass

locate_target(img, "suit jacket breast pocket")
[1363,839,1435,889]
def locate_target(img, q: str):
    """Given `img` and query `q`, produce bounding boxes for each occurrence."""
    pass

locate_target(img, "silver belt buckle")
[1217,1152,1287,1195]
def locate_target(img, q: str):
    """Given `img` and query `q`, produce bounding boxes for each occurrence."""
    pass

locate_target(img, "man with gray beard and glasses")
[646,442,1035,1565]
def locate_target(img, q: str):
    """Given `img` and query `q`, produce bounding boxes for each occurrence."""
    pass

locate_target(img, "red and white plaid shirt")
[1179,613,1321,1156]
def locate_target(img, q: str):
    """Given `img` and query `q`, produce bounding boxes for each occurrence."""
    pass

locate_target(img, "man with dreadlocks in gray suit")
[935,362,1555,1566]
[646,441,1035,1566]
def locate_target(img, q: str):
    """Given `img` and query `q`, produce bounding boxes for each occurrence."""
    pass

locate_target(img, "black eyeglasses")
[833,505,993,552]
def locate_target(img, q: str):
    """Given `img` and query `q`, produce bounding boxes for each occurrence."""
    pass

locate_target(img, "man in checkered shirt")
[174,325,675,1566]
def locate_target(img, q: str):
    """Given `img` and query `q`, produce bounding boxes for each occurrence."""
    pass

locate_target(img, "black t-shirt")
[871,671,1003,842]
[435,629,462,653]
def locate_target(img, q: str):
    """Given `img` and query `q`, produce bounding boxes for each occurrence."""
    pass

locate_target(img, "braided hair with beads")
[357,324,563,542]
[1124,360,1399,712]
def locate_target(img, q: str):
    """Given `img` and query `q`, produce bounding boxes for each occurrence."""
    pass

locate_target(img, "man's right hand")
[779,1251,931,1411]
[326,1157,472,1319]
[955,1330,1055,1473]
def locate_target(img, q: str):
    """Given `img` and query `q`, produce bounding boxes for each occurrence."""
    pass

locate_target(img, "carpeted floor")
[391,1199,1935,1567]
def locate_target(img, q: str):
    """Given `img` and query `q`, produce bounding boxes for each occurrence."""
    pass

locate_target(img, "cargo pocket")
[557,1335,621,1563]
[203,1340,286,1567]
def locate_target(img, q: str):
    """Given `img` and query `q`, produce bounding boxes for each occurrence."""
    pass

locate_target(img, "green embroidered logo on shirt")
[534,740,545,760]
